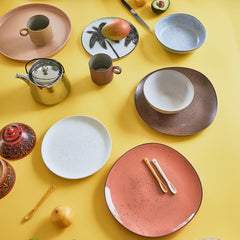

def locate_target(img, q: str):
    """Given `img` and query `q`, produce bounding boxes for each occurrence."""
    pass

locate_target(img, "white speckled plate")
[41,116,112,179]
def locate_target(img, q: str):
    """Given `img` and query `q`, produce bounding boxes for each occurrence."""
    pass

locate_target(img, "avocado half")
[151,0,170,14]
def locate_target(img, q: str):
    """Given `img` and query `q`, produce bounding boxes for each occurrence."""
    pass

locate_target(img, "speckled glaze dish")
[0,158,16,199]
[0,3,71,61]
[143,69,194,114]
[0,123,36,160]
[41,116,112,179]
[154,13,206,54]
[81,17,139,60]
[135,67,218,136]
[105,143,202,237]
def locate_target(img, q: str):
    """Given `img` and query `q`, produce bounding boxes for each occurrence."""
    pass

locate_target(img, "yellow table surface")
[1,0,239,239]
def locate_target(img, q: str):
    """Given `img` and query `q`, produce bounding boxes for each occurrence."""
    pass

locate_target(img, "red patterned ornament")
[0,123,36,160]
[0,158,16,199]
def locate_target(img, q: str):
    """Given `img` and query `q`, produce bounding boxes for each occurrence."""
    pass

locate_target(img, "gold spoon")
[23,185,56,221]
[143,158,168,193]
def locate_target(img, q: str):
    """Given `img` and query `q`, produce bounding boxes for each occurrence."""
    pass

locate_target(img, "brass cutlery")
[143,158,168,193]
[23,185,56,221]
[152,158,177,194]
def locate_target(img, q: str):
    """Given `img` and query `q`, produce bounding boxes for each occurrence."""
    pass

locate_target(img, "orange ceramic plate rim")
[105,143,203,237]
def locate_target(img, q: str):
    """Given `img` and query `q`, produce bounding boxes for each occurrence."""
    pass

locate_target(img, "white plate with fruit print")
[81,17,139,60]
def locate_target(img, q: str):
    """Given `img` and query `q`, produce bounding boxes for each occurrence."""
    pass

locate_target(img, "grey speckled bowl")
[154,13,206,54]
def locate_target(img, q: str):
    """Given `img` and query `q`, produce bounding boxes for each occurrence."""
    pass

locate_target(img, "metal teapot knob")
[42,66,48,75]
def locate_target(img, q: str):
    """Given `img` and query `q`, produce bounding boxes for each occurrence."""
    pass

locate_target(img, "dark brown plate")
[134,67,218,136]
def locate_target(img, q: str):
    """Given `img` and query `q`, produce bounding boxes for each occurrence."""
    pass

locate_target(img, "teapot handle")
[25,58,65,74]
[25,58,41,74]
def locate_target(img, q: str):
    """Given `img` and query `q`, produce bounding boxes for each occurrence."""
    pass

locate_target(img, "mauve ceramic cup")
[89,53,122,85]
[20,14,53,46]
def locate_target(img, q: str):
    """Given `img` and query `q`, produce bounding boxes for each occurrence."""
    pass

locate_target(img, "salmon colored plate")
[135,67,218,136]
[0,3,71,62]
[105,143,202,237]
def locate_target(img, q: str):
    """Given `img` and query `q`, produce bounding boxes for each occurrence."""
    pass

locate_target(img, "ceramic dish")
[135,67,218,135]
[0,158,16,199]
[105,143,202,237]
[0,122,36,160]
[41,116,111,179]
[154,13,206,54]
[143,69,194,114]
[81,17,139,60]
[0,3,71,61]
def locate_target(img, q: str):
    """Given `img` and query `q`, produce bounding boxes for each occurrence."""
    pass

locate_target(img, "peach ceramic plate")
[81,17,139,60]
[0,3,71,62]
[105,143,202,237]
[41,116,112,179]
[135,67,218,135]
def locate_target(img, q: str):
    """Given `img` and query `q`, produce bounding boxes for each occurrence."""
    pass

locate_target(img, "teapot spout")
[15,73,30,84]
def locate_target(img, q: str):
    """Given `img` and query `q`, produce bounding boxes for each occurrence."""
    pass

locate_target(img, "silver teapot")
[15,58,71,105]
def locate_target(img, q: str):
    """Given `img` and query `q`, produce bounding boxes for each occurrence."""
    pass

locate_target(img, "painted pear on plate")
[101,19,131,41]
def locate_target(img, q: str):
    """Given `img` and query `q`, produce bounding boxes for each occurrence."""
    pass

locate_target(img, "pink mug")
[89,53,122,85]
[19,14,53,46]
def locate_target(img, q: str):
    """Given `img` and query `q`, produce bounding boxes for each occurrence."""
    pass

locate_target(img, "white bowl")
[154,13,206,54]
[143,69,194,114]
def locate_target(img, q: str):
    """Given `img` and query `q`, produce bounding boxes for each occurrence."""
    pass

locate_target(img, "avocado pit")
[151,0,170,14]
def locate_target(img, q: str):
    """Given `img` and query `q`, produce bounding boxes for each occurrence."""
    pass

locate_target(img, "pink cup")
[19,14,53,46]
[89,53,122,85]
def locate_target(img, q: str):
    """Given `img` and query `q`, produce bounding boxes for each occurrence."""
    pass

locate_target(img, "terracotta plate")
[0,3,71,61]
[81,17,139,60]
[105,143,202,237]
[135,67,218,135]
[41,116,111,179]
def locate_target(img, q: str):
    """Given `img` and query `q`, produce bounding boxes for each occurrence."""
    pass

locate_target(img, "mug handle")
[20,28,29,36]
[112,66,122,74]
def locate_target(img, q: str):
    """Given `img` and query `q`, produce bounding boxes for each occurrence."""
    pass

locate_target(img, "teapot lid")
[27,58,64,88]
[0,123,36,160]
